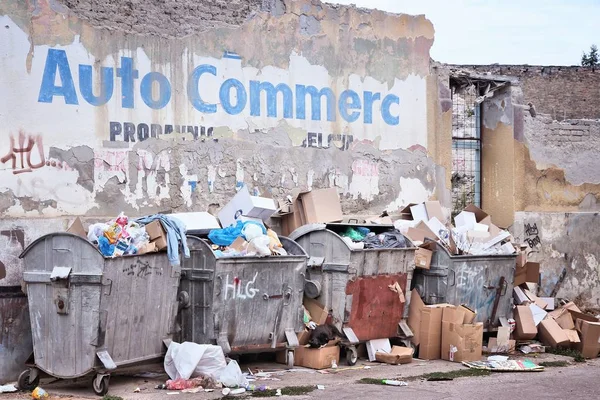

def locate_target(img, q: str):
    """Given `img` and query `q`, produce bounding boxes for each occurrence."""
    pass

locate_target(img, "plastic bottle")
[382,380,407,386]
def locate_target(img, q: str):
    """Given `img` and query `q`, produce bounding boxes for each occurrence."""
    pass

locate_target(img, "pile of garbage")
[396,201,516,256]
[338,226,410,250]
[67,212,189,265]
[207,220,287,258]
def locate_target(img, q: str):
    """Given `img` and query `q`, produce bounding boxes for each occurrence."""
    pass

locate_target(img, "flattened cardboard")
[513,286,530,305]
[152,235,167,251]
[229,237,249,252]
[409,203,429,223]
[529,304,548,326]
[406,221,437,243]
[415,247,433,269]
[399,203,417,220]
[540,297,555,311]
[568,310,600,325]
[425,201,445,222]
[577,320,600,358]
[67,217,87,238]
[524,289,548,310]
[538,318,570,348]
[366,339,391,362]
[514,262,540,287]
[408,289,425,346]
[454,211,476,230]
[464,204,489,223]
[514,305,538,340]
[298,298,328,345]
[564,329,581,345]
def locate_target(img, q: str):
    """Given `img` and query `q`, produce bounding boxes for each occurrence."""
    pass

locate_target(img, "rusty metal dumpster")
[177,235,307,368]
[0,286,33,383]
[289,223,416,365]
[18,233,181,396]
[412,241,516,330]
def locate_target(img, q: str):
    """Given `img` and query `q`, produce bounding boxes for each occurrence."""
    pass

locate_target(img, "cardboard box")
[464,204,489,223]
[554,310,575,330]
[137,241,157,255]
[460,305,477,324]
[425,201,445,222]
[538,318,570,348]
[409,203,428,222]
[292,343,340,370]
[145,220,166,241]
[441,307,483,362]
[486,337,516,354]
[298,298,328,345]
[540,297,555,311]
[577,320,600,358]
[152,236,168,251]
[218,186,277,228]
[67,217,87,238]
[564,329,581,346]
[415,247,433,270]
[515,262,541,287]
[406,221,437,243]
[513,286,530,305]
[281,189,343,235]
[399,203,417,220]
[523,289,548,310]
[548,302,582,319]
[454,211,477,230]
[229,237,249,252]
[569,310,600,324]
[375,346,413,365]
[514,305,538,340]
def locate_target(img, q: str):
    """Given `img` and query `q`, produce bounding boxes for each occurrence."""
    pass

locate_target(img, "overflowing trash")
[340,226,410,249]
[207,220,287,258]
[68,211,190,266]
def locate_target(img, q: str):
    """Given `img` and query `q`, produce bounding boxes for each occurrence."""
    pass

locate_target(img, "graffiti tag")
[1,131,46,174]
[122,259,163,277]
[524,222,541,249]
[223,271,259,300]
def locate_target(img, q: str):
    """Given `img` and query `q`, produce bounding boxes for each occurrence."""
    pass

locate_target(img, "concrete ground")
[6,352,599,400]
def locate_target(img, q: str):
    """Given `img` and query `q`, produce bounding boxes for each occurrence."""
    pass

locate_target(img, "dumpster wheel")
[346,346,358,366]
[17,368,40,391]
[286,350,295,369]
[92,374,110,396]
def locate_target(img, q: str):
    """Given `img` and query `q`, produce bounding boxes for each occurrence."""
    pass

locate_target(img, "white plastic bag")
[87,223,108,243]
[164,341,227,380]
[241,223,263,242]
[219,360,248,388]
[249,235,271,257]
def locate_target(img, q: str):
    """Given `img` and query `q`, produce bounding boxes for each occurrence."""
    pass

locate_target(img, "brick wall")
[58,0,280,37]
[448,64,600,120]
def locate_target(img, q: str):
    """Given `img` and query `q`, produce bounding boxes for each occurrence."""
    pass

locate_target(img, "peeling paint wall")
[0,0,445,296]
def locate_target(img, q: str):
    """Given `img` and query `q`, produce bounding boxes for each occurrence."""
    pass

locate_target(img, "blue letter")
[249,81,293,118]
[338,90,361,123]
[220,79,247,115]
[79,65,114,106]
[295,85,336,122]
[363,91,381,124]
[116,57,139,109]
[188,65,217,113]
[140,72,171,109]
[381,94,400,125]
[38,49,78,105]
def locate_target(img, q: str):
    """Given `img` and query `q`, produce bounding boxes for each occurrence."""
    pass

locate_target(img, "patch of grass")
[547,347,586,363]
[358,378,388,385]
[539,361,569,367]
[251,386,315,397]
[422,369,491,381]
[102,396,124,400]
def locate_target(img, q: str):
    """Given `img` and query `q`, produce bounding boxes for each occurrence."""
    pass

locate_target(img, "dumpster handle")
[216,276,222,297]
[449,270,456,286]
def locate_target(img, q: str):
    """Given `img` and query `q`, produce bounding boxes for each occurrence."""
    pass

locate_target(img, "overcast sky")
[330,0,599,65]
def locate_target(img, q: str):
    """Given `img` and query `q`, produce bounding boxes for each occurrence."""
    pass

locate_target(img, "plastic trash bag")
[248,235,271,257]
[165,341,227,381]
[87,223,108,243]
[97,236,115,257]
[241,223,263,242]
[219,360,248,388]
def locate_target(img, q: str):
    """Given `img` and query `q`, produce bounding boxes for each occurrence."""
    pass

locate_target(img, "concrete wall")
[452,64,600,121]
[0,0,448,286]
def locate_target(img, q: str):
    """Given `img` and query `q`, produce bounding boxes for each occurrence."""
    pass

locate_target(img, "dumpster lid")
[19,232,103,259]
[288,223,326,241]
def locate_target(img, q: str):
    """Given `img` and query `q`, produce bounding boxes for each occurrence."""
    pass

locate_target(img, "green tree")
[582,44,599,67]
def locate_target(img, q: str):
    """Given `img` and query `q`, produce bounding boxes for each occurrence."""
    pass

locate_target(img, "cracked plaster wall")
[0,0,447,293]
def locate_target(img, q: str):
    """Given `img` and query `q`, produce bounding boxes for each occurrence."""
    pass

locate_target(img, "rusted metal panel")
[345,274,408,341]
[0,288,33,383]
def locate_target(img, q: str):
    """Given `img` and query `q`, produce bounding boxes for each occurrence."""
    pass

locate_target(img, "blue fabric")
[208,220,267,246]
[136,214,190,266]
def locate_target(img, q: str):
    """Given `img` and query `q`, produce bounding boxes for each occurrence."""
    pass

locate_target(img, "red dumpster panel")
[345,274,407,341]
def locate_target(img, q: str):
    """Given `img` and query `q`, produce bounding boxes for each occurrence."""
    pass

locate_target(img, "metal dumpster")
[18,233,181,396]
[0,286,33,383]
[177,235,307,368]
[289,223,417,365]
[412,241,516,330]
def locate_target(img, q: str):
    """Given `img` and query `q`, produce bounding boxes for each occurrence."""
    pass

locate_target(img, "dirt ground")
[3,352,593,400]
